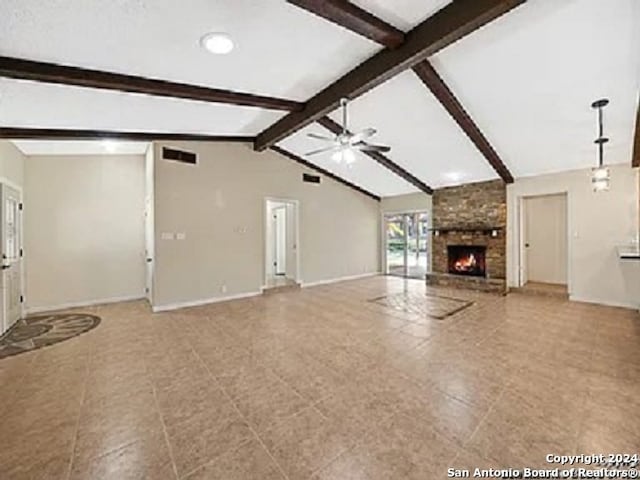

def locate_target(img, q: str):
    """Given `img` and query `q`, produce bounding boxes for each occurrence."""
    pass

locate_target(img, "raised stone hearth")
[427,180,507,294]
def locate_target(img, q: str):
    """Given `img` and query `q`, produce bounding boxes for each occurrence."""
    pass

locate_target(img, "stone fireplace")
[426,180,507,293]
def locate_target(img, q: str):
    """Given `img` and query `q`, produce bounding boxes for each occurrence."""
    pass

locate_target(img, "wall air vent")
[302,173,321,184]
[162,147,197,165]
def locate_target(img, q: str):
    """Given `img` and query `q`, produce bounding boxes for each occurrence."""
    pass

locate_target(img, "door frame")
[0,178,25,332]
[263,197,300,287]
[381,209,430,278]
[516,191,571,292]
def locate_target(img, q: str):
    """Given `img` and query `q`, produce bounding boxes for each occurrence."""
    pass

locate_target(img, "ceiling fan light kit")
[305,97,390,165]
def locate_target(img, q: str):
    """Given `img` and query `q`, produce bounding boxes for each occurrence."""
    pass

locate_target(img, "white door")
[524,193,568,285]
[0,185,22,333]
[274,207,286,275]
[144,197,154,302]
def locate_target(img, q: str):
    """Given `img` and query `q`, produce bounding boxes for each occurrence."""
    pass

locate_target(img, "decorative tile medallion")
[0,313,101,359]
[369,292,473,320]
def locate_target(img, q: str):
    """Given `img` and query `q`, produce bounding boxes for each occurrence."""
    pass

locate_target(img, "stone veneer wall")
[427,179,507,293]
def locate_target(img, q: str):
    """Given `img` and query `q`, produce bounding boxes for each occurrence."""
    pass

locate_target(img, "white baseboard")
[569,294,639,311]
[152,290,262,313]
[301,272,380,288]
[25,294,146,315]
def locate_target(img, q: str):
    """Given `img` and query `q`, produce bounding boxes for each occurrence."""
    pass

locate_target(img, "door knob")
[525,243,530,248]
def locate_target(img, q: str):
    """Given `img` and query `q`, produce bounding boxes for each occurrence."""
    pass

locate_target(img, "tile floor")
[0,276,638,479]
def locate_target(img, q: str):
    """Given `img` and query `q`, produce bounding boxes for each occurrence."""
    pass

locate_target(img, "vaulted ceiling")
[1,0,638,197]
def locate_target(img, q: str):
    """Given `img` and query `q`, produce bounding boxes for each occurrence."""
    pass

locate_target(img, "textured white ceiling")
[326,70,500,189]
[0,0,378,101]
[12,140,149,156]
[352,0,452,32]
[0,0,638,189]
[0,78,285,135]
[432,0,640,178]
[278,123,418,197]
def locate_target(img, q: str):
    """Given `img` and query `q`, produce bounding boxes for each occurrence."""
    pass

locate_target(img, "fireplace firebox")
[447,245,486,277]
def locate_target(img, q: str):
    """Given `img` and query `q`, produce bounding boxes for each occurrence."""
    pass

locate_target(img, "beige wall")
[507,165,640,308]
[25,154,146,311]
[381,192,431,213]
[152,141,380,309]
[0,141,25,189]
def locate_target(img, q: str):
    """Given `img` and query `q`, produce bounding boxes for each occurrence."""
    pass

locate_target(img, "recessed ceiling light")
[201,32,234,55]
[444,172,464,182]
[102,140,117,153]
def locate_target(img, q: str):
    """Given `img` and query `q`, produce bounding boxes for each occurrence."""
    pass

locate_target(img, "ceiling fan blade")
[304,145,342,156]
[307,132,334,141]
[354,142,391,153]
[350,128,376,143]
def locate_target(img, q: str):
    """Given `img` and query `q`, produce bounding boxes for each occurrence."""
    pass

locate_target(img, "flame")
[454,253,477,272]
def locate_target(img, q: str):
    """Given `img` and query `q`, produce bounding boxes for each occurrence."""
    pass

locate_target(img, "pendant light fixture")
[591,98,610,192]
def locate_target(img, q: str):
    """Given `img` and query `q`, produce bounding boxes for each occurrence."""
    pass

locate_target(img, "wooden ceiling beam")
[0,127,254,143]
[286,0,516,183]
[0,56,303,111]
[255,0,525,151]
[633,101,640,168]
[317,116,433,194]
[412,61,514,183]
[286,0,405,48]
[271,145,380,201]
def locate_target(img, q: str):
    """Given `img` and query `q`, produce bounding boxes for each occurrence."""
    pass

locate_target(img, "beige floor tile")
[260,407,353,480]
[184,437,285,480]
[166,403,253,477]
[0,276,638,478]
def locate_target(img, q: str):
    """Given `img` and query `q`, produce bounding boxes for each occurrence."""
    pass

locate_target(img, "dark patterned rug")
[0,313,101,359]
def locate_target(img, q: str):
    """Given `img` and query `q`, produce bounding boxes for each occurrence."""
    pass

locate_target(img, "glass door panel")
[385,215,406,276]
[385,212,429,278]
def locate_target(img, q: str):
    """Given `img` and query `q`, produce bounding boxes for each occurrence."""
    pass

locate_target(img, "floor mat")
[0,313,101,359]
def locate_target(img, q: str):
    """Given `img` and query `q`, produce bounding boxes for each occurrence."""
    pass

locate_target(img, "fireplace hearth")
[447,245,486,278]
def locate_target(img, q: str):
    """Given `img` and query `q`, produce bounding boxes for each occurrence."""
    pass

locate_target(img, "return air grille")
[302,173,321,184]
[162,147,197,165]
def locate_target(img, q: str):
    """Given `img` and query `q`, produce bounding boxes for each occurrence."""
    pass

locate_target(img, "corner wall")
[152,142,380,309]
[507,164,640,308]
[0,140,25,189]
[24,154,146,311]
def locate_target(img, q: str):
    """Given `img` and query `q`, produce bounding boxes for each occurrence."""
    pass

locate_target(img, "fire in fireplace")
[447,245,486,277]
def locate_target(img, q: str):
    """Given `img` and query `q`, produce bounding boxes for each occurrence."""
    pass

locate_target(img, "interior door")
[274,207,286,275]
[524,193,568,285]
[1,184,22,333]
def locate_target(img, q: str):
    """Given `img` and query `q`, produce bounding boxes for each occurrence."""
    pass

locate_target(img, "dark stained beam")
[286,0,405,48]
[271,145,380,201]
[633,102,640,168]
[255,0,525,150]
[0,127,253,143]
[317,116,433,194]
[0,56,303,111]
[412,61,514,183]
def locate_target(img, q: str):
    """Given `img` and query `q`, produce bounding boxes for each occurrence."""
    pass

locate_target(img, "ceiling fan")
[305,98,390,165]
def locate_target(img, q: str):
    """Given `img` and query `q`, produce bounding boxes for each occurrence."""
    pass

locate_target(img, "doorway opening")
[0,183,23,335]
[384,211,429,278]
[264,198,299,289]
[520,193,568,295]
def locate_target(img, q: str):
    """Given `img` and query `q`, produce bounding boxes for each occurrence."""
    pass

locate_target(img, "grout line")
[65,342,91,479]
[184,325,292,480]
[146,361,180,480]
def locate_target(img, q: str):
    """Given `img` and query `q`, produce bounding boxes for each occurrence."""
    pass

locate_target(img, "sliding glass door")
[385,212,429,278]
